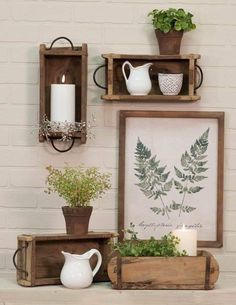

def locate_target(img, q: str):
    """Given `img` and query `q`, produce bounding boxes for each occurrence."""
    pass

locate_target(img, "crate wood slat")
[100,53,201,102]
[101,95,200,102]
[16,232,115,287]
[39,43,88,142]
[107,251,219,290]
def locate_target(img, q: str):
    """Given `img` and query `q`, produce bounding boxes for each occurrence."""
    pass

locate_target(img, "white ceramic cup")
[158,73,183,95]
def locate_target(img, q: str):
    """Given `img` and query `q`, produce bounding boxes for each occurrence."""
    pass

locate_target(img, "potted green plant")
[45,165,111,235]
[148,8,196,55]
[107,224,219,290]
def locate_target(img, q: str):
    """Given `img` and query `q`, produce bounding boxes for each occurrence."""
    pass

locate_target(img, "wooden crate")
[108,251,219,290]
[99,53,201,102]
[15,232,115,287]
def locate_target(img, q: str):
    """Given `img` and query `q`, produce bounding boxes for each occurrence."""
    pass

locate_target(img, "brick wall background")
[0,0,236,277]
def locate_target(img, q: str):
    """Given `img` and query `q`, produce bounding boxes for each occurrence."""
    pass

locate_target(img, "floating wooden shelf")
[95,53,202,102]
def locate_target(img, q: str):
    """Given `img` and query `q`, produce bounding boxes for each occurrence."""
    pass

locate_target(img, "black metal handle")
[195,64,203,90]
[49,36,74,50]
[13,246,28,276]
[93,64,107,90]
[50,138,75,153]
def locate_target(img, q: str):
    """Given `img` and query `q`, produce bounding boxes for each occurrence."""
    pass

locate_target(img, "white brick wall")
[0,0,235,276]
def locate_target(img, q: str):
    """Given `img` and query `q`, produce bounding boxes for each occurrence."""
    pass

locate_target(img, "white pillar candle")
[172,224,197,256]
[50,82,75,123]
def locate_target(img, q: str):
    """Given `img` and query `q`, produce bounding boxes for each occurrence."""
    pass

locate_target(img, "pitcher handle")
[88,249,102,277]
[122,61,132,83]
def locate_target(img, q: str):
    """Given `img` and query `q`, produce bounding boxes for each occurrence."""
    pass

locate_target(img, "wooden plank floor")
[1,273,236,305]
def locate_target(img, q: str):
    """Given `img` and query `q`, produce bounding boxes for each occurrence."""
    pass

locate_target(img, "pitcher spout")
[61,251,73,260]
[142,62,153,69]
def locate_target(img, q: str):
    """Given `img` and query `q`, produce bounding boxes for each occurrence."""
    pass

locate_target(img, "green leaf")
[193,175,207,182]
[150,206,163,215]
[181,205,196,213]
[156,166,166,174]
[163,179,173,191]
[195,167,208,173]
[134,138,171,205]
[160,172,170,182]
[174,166,183,178]
[148,8,196,33]
[174,180,183,190]
[196,161,207,167]
[169,201,181,210]
[135,137,151,161]
[189,186,203,193]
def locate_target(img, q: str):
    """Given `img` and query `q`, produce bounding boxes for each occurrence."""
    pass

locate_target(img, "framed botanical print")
[118,110,224,247]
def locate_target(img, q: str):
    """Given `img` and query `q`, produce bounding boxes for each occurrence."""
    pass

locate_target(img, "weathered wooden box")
[99,53,201,102]
[108,250,219,290]
[14,232,114,287]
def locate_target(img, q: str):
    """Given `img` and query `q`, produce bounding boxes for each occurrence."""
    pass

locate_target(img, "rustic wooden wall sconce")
[39,37,88,152]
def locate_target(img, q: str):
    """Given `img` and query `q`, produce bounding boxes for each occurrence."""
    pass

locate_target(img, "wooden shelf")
[96,53,202,102]
[102,94,200,102]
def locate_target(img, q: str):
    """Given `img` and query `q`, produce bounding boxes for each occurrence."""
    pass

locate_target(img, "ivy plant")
[148,8,196,33]
[114,223,187,257]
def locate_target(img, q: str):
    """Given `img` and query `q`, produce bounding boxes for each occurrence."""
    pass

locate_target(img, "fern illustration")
[174,128,209,216]
[134,138,172,219]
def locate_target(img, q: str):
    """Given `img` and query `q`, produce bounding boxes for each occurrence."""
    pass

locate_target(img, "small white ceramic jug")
[122,61,152,95]
[60,249,102,289]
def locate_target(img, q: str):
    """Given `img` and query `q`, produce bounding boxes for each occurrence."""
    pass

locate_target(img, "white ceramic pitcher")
[122,61,152,95]
[60,249,102,289]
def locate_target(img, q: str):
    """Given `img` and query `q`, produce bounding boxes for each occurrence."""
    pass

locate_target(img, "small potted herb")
[45,165,111,235]
[148,8,196,54]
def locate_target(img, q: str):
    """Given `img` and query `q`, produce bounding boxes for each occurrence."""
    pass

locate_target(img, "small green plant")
[45,165,111,208]
[113,223,187,257]
[148,8,196,33]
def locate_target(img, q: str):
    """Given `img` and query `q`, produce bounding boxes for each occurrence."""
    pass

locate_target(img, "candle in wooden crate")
[172,224,197,256]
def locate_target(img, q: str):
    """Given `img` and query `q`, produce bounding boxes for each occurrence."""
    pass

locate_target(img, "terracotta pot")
[62,206,93,235]
[155,30,184,55]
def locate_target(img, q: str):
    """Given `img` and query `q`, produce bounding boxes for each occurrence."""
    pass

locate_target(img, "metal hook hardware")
[49,36,74,50]
[50,138,75,153]
[93,64,107,90]
[195,64,203,90]
[13,246,28,276]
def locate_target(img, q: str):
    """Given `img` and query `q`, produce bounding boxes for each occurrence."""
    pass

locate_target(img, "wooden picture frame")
[118,110,224,247]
